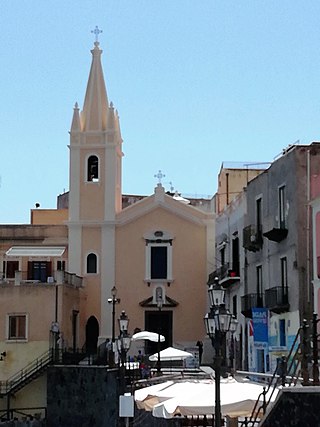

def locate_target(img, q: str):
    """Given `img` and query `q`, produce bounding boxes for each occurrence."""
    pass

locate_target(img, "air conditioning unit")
[47,276,54,284]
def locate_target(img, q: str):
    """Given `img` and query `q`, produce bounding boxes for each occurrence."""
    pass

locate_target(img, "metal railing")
[0,350,53,396]
[239,319,317,426]
[265,286,289,310]
[241,293,264,313]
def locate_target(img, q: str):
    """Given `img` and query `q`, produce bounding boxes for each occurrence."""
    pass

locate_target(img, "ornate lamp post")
[108,286,120,366]
[204,277,238,427]
[117,311,131,395]
[156,287,163,375]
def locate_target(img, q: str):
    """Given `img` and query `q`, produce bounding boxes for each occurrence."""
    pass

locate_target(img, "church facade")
[0,39,214,411]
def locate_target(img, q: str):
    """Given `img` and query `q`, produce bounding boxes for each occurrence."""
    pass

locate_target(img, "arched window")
[87,155,99,182]
[87,253,97,274]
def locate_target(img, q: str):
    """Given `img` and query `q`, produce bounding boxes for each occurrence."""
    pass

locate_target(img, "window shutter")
[46,261,52,277]
[27,262,33,280]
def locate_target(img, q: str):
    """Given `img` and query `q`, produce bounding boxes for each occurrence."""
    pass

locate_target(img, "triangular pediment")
[117,186,213,226]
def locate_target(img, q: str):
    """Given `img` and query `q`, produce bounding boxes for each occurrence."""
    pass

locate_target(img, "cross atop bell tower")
[91,25,103,44]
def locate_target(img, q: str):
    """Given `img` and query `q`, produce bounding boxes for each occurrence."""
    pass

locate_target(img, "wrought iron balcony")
[263,224,288,243]
[207,262,240,288]
[241,293,264,318]
[265,286,289,314]
[243,225,263,252]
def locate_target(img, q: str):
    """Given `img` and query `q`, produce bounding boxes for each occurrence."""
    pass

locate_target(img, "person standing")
[196,341,203,365]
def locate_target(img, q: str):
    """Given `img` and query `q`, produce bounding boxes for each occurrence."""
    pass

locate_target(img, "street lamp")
[204,277,238,427]
[117,310,131,395]
[108,286,120,366]
[156,287,163,375]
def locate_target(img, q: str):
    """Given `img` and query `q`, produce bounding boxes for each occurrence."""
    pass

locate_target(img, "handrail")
[0,349,54,396]
[240,324,303,427]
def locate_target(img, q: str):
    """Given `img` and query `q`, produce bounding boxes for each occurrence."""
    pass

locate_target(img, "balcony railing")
[263,225,288,243]
[1,271,83,288]
[241,293,264,318]
[265,286,289,314]
[208,262,240,288]
[63,272,83,288]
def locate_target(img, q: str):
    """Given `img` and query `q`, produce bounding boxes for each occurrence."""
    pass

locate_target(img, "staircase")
[0,349,54,397]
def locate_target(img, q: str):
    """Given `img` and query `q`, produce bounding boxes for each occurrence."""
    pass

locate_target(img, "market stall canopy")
[149,347,193,362]
[131,331,165,342]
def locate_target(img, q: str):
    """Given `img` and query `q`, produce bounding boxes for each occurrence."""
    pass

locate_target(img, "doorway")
[85,316,99,354]
[144,310,172,355]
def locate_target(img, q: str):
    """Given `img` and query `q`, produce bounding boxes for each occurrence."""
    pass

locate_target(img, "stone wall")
[46,366,118,427]
[260,387,320,427]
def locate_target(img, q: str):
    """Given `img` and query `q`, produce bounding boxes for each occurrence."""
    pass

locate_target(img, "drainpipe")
[306,150,311,307]
[226,173,229,206]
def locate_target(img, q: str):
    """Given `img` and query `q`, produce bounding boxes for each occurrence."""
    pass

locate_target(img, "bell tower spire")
[68,30,123,339]
[81,33,109,131]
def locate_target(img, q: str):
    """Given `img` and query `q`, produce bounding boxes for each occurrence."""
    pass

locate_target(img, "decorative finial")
[154,170,165,185]
[91,25,102,43]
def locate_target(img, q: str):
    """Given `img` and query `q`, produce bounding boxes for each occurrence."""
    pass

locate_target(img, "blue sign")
[252,308,268,343]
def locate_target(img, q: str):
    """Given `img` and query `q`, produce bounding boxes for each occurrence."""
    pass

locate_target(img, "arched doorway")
[85,316,99,354]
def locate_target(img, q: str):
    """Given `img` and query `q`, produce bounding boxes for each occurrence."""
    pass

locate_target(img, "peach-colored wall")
[60,285,84,349]
[217,168,264,213]
[31,209,68,225]
[115,206,207,345]
[0,284,82,379]
[316,212,320,278]
[0,286,56,341]
[81,227,102,322]
[79,149,105,220]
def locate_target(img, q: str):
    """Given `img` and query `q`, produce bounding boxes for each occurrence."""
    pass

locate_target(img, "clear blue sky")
[1,1,320,223]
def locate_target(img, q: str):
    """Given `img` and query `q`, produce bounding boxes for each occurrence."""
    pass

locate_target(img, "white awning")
[5,246,66,257]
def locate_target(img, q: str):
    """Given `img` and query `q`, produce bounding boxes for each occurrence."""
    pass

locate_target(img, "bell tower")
[68,32,123,338]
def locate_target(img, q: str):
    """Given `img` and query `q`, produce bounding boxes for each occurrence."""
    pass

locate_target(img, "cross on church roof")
[91,25,103,43]
[154,170,165,185]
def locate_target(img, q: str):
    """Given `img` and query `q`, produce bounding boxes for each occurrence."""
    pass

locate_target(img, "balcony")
[1,271,83,288]
[265,286,289,314]
[207,262,240,288]
[243,225,263,252]
[263,223,288,243]
[241,293,264,318]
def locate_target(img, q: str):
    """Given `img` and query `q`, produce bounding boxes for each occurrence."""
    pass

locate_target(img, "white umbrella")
[131,331,165,342]
[134,381,174,410]
[150,378,279,419]
[149,347,193,362]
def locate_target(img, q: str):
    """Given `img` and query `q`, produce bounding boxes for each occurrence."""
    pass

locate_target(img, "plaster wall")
[115,206,207,346]
[30,209,68,225]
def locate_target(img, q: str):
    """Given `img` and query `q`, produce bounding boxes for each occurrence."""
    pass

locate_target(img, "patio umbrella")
[131,331,165,342]
[150,378,279,419]
[149,347,193,362]
[134,381,174,410]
